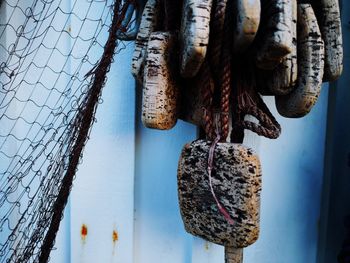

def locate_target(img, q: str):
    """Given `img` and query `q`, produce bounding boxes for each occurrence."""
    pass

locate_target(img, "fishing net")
[0,0,133,262]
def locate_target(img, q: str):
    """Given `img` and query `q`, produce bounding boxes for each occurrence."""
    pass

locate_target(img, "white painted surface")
[69,45,136,263]
[68,16,136,263]
[134,120,196,263]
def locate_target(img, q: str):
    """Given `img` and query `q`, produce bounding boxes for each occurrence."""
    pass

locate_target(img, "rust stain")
[112,229,119,243]
[112,228,119,257]
[81,224,88,243]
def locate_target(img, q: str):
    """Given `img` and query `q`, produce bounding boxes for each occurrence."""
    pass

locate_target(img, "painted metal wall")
[52,47,329,263]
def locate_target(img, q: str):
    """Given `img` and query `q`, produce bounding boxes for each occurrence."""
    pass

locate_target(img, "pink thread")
[207,114,234,225]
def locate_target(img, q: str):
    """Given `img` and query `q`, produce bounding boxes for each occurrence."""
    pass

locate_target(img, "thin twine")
[201,0,234,224]
[207,113,234,225]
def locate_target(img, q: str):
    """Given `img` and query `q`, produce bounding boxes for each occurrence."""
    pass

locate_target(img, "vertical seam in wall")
[133,79,141,263]
[316,80,337,263]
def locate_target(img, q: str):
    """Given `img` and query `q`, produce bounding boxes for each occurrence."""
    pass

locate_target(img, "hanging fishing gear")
[132,0,343,262]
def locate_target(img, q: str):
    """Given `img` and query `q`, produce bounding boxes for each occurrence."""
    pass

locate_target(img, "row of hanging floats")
[119,0,343,262]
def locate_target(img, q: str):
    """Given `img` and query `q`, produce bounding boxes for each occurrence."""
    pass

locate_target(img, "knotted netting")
[0,0,132,262]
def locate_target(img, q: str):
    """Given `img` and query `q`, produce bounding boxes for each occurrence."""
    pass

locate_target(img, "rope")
[219,0,233,141]
[202,0,231,142]
[233,70,281,139]
[207,114,234,225]
[208,0,228,80]
[201,61,215,141]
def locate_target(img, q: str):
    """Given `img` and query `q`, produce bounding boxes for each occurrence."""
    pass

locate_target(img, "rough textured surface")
[256,0,294,70]
[233,0,261,53]
[180,0,213,78]
[257,0,297,95]
[178,140,262,248]
[131,0,161,83]
[225,247,243,263]
[142,32,178,130]
[276,3,324,118]
[311,0,343,81]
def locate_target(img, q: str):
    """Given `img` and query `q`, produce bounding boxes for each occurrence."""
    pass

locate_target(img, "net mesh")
[0,0,132,262]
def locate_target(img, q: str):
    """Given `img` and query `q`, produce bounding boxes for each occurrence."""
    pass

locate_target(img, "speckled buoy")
[256,0,294,70]
[131,0,161,83]
[257,0,297,96]
[275,3,324,118]
[142,32,179,130]
[177,140,262,248]
[232,0,261,53]
[179,0,213,78]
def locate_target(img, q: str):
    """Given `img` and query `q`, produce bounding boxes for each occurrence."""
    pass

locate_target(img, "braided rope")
[233,69,281,139]
[219,0,233,141]
[200,61,215,141]
[234,105,281,139]
[202,0,232,142]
